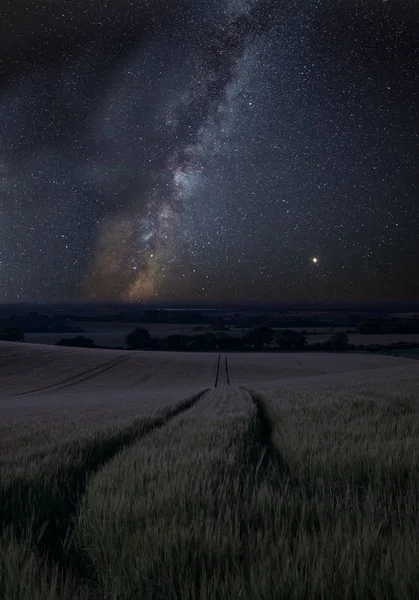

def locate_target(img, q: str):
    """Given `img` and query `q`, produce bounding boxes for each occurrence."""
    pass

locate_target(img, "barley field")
[0,341,418,599]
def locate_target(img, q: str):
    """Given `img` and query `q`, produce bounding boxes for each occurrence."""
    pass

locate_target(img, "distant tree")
[357,317,419,334]
[275,329,306,350]
[166,334,190,351]
[210,316,225,330]
[193,334,215,350]
[125,327,151,350]
[213,333,236,350]
[56,336,94,348]
[357,318,385,334]
[329,332,349,350]
[242,325,274,349]
[0,326,25,342]
[0,313,84,334]
[366,344,382,353]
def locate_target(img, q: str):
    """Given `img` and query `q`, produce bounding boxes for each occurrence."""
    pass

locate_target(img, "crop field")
[305,333,419,345]
[0,341,418,599]
[385,348,419,360]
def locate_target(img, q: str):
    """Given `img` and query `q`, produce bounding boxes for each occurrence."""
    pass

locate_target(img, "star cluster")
[0,0,418,302]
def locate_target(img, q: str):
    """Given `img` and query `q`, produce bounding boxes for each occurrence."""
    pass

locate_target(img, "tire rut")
[14,354,133,397]
[215,354,231,387]
[225,355,230,385]
[246,389,290,481]
[2,388,210,588]
[214,353,221,387]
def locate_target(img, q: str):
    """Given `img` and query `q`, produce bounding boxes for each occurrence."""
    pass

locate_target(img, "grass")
[0,525,89,600]
[73,379,419,599]
[0,390,208,599]
[1,351,418,599]
[76,387,259,600]
[244,381,419,599]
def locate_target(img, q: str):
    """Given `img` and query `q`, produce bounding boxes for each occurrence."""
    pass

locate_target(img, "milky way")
[86,0,281,300]
[0,0,418,302]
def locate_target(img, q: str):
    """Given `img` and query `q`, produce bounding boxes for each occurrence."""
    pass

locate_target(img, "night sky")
[1,0,418,303]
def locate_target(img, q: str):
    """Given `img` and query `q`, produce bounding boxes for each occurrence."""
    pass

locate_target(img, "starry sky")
[0,0,418,303]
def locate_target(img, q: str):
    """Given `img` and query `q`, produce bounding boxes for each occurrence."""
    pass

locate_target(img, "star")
[0,1,417,302]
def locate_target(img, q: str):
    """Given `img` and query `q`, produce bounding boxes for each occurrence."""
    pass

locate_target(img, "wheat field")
[0,341,418,599]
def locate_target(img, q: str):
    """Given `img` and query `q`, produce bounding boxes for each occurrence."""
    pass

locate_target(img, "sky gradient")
[1,0,418,302]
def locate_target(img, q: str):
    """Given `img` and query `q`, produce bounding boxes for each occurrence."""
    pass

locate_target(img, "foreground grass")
[76,387,259,599]
[1,372,418,599]
[0,391,208,599]
[76,380,419,600]
[246,379,419,599]
[0,526,89,600]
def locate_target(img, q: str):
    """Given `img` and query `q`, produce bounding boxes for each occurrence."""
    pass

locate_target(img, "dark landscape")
[1,0,418,598]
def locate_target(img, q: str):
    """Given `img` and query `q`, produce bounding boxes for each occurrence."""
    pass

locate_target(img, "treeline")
[0,326,25,342]
[357,317,419,334]
[46,326,419,354]
[0,313,84,334]
[56,336,95,348]
[123,326,419,353]
[124,327,351,352]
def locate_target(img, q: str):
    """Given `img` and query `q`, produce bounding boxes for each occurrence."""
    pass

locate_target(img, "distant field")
[24,321,419,348]
[385,348,419,359]
[0,342,418,599]
[306,333,419,345]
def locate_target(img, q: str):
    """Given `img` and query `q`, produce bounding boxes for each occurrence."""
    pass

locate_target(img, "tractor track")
[225,354,231,385]
[215,353,231,387]
[0,387,210,585]
[214,353,221,387]
[13,354,133,397]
